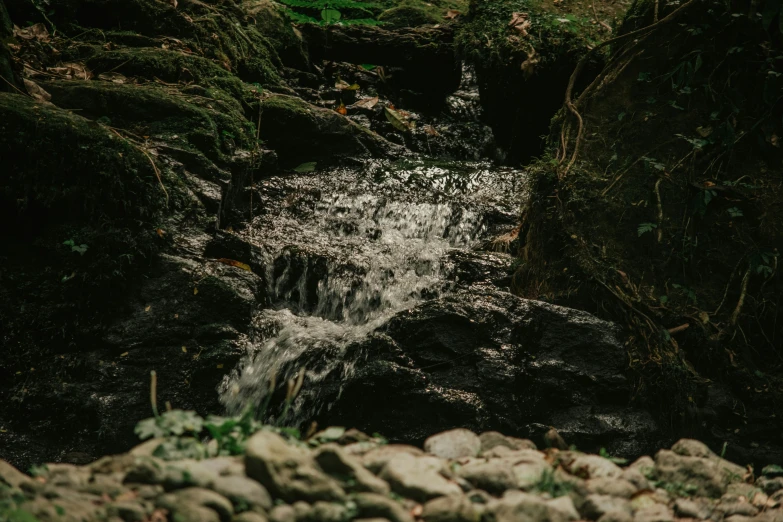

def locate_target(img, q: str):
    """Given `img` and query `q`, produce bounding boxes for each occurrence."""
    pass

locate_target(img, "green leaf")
[637,223,657,237]
[321,8,341,23]
[294,162,317,173]
[384,107,411,133]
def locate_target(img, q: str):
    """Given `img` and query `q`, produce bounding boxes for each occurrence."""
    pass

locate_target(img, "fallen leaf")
[156,228,166,238]
[444,9,460,19]
[520,48,539,77]
[696,125,713,137]
[182,346,187,353]
[49,62,93,80]
[385,107,412,133]
[336,102,348,115]
[193,287,199,295]
[145,305,151,312]
[294,162,317,173]
[216,258,252,272]
[98,72,127,84]
[508,12,532,37]
[120,352,129,357]
[23,79,52,105]
[350,96,379,110]
[422,124,440,136]
[14,23,50,41]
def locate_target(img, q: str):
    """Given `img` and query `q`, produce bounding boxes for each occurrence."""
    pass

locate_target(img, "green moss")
[40,81,252,161]
[378,5,440,26]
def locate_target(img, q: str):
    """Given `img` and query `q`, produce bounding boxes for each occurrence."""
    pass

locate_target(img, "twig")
[668,323,689,334]
[150,370,160,418]
[654,178,663,243]
[591,0,613,32]
[730,265,751,326]
[0,74,29,97]
[110,128,169,206]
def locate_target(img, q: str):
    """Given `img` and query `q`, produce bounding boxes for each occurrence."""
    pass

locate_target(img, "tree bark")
[0,0,21,93]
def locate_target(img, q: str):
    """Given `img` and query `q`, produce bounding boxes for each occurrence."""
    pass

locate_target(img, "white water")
[219,187,488,417]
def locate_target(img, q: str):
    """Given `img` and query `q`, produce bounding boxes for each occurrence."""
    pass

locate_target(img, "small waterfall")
[219,160,514,422]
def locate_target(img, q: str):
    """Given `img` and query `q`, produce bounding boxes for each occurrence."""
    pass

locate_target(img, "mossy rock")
[242,0,309,69]
[41,80,253,162]
[378,5,440,27]
[258,94,397,164]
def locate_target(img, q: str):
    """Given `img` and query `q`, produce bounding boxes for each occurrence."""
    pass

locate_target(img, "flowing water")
[219,161,524,420]
[219,67,526,420]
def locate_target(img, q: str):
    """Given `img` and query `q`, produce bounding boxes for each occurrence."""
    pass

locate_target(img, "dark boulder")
[313,286,663,458]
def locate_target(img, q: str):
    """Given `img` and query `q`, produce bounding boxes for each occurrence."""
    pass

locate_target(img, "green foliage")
[598,447,628,465]
[637,222,658,237]
[135,409,205,440]
[277,0,383,25]
[62,239,88,256]
[531,469,572,498]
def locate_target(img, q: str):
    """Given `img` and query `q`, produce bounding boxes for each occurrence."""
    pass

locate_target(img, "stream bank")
[1,0,779,478]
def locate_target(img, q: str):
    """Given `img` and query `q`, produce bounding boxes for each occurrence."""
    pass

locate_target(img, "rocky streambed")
[2,426,779,522]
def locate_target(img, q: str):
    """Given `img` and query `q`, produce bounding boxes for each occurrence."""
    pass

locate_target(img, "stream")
[219,159,524,421]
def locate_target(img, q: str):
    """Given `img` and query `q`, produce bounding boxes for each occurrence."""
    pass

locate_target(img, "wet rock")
[259,95,398,164]
[244,431,345,503]
[315,288,662,457]
[378,453,461,502]
[424,429,481,459]
[353,492,414,522]
[673,498,715,519]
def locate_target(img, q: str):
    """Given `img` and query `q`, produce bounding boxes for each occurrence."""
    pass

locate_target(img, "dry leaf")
[422,124,440,136]
[156,228,166,238]
[145,305,151,312]
[520,48,539,77]
[23,79,52,105]
[193,287,199,295]
[336,102,348,115]
[14,23,50,41]
[385,107,412,132]
[696,125,713,137]
[182,346,187,353]
[120,352,129,357]
[444,9,461,19]
[98,72,127,84]
[350,96,379,110]
[508,12,532,37]
[216,258,252,272]
[49,62,93,80]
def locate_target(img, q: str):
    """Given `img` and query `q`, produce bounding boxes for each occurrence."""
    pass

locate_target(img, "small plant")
[637,223,658,237]
[277,0,383,25]
[63,239,88,255]
[531,469,573,498]
[599,447,628,465]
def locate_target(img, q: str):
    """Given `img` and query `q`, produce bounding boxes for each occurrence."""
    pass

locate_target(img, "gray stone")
[653,448,746,498]
[353,492,415,522]
[718,496,759,517]
[424,429,482,459]
[234,512,270,522]
[580,494,632,520]
[566,455,623,479]
[629,456,655,475]
[546,496,580,521]
[633,504,673,522]
[314,445,390,494]
[422,495,483,522]
[107,501,148,522]
[456,459,516,494]
[620,468,650,491]
[19,495,109,522]
[671,438,715,458]
[597,512,633,522]
[157,487,234,522]
[379,453,461,502]
[491,490,576,522]
[673,498,714,519]
[479,432,537,454]
[212,475,272,512]
[269,504,296,522]
[361,445,424,474]
[244,431,345,503]
[586,478,637,498]
[0,460,33,488]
